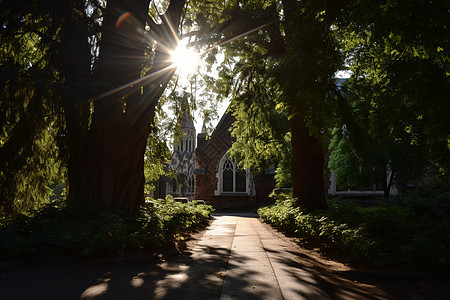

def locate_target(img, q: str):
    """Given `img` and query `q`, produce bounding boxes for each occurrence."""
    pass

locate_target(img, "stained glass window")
[222,158,234,192]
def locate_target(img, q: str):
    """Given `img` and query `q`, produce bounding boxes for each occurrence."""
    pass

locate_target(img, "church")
[165,109,275,210]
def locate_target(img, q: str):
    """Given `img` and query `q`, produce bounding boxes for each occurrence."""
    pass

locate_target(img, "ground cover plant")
[258,186,450,270]
[0,196,213,259]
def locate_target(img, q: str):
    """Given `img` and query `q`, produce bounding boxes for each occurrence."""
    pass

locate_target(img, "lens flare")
[169,40,200,76]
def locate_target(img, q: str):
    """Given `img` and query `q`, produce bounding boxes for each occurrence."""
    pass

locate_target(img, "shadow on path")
[1,213,449,300]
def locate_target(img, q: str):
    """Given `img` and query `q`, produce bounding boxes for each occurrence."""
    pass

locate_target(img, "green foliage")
[0,0,98,213]
[258,189,450,270]
[194,1,294,187]
[144,123,172,194]
[340,0,450,176]
[0,196,213,259]
[328,0,450,191]
[228,58,292,186]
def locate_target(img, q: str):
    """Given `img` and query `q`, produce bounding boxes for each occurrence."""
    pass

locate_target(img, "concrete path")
[215,213,330,300]
[152,212,330,299]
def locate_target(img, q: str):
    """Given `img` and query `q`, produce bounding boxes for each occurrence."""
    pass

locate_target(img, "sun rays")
[95,11,277,103]
[169,39,201,77]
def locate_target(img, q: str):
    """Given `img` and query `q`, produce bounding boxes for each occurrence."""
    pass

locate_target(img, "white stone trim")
[328,170,398,196]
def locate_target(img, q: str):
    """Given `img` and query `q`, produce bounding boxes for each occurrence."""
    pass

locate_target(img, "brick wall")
[254,173,275,203]
[195,113,234,205]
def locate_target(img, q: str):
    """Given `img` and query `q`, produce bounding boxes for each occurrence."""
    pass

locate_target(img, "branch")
[20,25,57,46]
[188,4,284,57]
[146,14,161,38]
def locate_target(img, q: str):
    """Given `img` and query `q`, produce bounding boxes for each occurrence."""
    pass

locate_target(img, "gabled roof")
[198,106,235,151]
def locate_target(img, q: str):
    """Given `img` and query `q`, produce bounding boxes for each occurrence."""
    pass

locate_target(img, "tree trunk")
[281,0,331,211]
[58,1,94,201]
[290,111,327,210]
[67,0,185,214]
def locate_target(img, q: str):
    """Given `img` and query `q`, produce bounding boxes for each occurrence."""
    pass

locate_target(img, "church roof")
[197,107,234,151]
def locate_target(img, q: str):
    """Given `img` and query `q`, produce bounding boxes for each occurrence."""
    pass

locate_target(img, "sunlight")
[169,40,200,76]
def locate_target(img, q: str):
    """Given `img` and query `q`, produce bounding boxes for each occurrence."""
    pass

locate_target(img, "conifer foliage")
[0,0,187,214]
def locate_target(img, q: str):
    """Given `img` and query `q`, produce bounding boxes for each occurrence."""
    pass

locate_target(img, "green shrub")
[0,197,214,259]
[258,191,450,270]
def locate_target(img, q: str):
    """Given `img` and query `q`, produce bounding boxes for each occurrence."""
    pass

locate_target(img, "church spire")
[174,108,196,152]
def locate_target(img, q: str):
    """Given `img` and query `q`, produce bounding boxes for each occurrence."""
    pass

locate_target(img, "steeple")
[174,110,196,152]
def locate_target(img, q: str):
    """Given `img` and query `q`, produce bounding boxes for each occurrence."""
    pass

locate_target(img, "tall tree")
[278,0,343,209]
[335,0,450,189]
[73,0,186,213]
[0,0,187,214]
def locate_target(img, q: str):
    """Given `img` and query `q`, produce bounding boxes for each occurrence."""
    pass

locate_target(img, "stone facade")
[166,111,196,199]
[195,111,275,209]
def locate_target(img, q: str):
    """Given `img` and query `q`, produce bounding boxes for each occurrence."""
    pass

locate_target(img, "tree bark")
[290,110,327,210]
[58,1,94,201]
[67,0,185,214]
[281,0,330,210]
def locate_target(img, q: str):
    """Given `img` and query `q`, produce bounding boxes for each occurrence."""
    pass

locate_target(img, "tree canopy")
[1,0,449,215]
[329,0,450,194]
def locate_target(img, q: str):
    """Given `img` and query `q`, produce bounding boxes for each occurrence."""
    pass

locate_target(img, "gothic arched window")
[188,174,195,193]
[219,155,247,194]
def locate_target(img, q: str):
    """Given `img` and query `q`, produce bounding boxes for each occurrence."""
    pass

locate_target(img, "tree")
[73,0,187,214]
[0,0,74,212]
[332,0,450,192]
[225,0,449,209]
[1,0,187,214]
[278,0,347,209]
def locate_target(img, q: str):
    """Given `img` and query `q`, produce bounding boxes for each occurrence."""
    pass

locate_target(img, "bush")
[258,190,450,270]
[0,197,214,259]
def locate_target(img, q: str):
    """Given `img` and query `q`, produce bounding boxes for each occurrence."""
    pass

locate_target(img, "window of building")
[220,156,247,194]
[188,174,195,193]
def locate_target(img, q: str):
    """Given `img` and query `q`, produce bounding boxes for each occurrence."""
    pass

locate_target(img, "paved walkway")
[151,212,330,299]
[215,213,330,300]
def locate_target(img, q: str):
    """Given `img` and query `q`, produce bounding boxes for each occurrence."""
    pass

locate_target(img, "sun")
[169,40,200,76]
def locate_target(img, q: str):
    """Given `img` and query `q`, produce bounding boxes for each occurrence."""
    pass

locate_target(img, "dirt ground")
[0,218,449,300]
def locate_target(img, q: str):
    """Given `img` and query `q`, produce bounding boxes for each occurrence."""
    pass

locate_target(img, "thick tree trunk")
[67,0,185,214]
[281,0,335,211]
[290,111,327,210]
[58,1,94,201]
